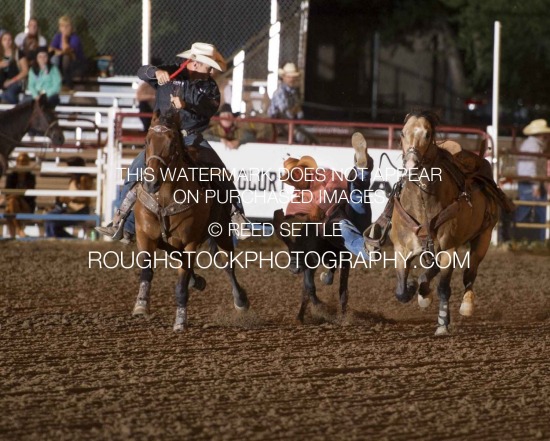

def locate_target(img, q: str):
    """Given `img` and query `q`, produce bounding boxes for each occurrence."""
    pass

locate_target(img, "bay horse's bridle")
[145,123,180,170]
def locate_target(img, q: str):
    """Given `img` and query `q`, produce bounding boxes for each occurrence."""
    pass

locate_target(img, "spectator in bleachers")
[0,31,29,104]
[268,62,316,144]
[27,46,61,108]
[15,17,48,63]
[203,103,257,149]
[49,15,85,90]
[1,153,36,238]
[45,156,93,238]
[136,80,156,131]
[515,119,550,241]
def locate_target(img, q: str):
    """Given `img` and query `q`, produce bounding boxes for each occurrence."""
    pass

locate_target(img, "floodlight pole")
[491,21,501,182]
[489,21,501,245]
[142,0,151,65]
[24,0,33,30]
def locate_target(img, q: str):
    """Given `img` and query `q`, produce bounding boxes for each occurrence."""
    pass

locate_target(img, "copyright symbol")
[208,222,222,237]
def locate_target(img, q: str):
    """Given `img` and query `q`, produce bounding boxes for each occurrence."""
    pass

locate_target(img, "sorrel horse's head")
[143,110,182,194]
[400,111,440,173]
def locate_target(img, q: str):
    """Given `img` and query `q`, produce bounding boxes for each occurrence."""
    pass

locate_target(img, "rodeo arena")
[1,0,549,440]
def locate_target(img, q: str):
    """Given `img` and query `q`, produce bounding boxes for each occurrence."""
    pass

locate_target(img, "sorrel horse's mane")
[404,110,440,130]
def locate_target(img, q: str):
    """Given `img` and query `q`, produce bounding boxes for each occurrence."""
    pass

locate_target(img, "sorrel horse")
[133,110,250,332]
[0,95,64,177]
[273,209,351,322]
[390,111,499,336]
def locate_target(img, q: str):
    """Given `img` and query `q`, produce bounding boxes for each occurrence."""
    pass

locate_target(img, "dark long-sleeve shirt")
[137,64,220,134]
[6,172,36,211]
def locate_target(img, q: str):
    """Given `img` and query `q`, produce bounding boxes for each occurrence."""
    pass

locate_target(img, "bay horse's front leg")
[338,262,350,316]
[394,248,417,303]
[173,244,197,332]
[297,267,321,323]
[133,247,156,317]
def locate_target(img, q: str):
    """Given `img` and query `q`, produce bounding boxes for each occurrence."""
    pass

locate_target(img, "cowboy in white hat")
[515,119,550,240]
[96,42,252,242]
[267,62,317,144]
[268,62,303,120]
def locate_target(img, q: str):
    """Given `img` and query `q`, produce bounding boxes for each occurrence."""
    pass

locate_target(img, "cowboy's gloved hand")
[170,94,185,109]
[155,69,170,85]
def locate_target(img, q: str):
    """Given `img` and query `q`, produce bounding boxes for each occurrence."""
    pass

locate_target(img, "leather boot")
[352,132,368,168]
[95,186,137,240]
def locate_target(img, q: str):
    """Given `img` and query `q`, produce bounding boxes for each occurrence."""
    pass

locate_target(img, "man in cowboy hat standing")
[96,42,252,241]
[268,62,316,144]
[516,119,550,241]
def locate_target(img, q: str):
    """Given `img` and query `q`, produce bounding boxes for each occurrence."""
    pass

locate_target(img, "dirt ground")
[1,239,549,440]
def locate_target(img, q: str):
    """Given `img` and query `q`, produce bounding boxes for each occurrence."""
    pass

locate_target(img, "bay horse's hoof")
[234,299,250,312]
[319,271,334,286]
[132,299,150,317]
[190,275,206,291]
[173,323,186,332]
[435,325,450,336]
[459,290,475,317]
[418,293,432,309]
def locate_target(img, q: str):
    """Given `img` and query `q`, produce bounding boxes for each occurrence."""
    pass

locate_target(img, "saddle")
[364,144,515,252]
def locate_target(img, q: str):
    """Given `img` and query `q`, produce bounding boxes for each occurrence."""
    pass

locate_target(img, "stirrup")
[95,218,126,240]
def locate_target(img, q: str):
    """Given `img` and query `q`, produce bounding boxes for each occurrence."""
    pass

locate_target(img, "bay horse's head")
[401,111,440,172]
[31,94,65,146]
[143,109,181,194]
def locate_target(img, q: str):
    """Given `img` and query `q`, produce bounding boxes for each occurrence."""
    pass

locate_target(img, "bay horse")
[0,95,65,177]
[273,209,350,322]
[390,111,499,336]
[133,110,250,332]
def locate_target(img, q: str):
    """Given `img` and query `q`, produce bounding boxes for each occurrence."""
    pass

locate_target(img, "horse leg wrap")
[173,307,187,332]
[132,281,151,316]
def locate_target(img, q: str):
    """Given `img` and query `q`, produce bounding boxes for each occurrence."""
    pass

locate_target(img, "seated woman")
[27,46,62,108]
[45,156,93,238]
[281,132,373,259]
[49,15,85,90]
[15,18,48,63]
[0,31,29,104]
[2,153,36,238]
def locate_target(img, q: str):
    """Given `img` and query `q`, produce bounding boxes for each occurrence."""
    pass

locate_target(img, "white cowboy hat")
[177,42,226,72]
[278,62,301,78]
[523,119,550,136]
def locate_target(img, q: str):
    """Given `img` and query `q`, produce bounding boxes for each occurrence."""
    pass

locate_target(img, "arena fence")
[2,100,548,242]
